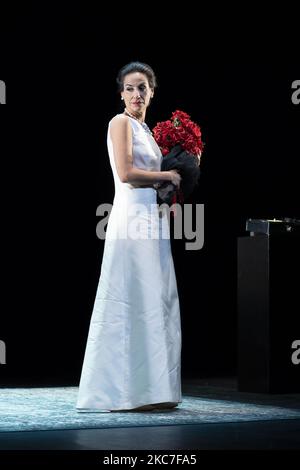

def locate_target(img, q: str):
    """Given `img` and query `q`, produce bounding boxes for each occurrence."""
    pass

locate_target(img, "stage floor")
[0,377,299,451]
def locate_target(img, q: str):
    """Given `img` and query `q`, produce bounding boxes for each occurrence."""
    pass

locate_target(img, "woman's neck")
[124,108,145,123]
[123,108,153,136]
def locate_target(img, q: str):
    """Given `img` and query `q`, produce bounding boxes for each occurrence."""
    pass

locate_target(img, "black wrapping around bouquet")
[156,144,201,205]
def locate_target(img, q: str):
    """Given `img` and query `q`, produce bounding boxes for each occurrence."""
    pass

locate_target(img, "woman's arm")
[110,115,175,186]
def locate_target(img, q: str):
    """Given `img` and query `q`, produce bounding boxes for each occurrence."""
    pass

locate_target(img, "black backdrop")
[1,9,299,385]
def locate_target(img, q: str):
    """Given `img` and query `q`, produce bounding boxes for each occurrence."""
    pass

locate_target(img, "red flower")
[153,110,204,157]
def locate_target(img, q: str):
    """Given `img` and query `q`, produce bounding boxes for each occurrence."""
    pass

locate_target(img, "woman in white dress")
[76,62,182,412]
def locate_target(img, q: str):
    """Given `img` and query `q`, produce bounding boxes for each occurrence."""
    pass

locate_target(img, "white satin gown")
[76,115,182,411]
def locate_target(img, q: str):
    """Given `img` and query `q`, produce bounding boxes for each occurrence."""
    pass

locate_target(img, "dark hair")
[116,61,157,92]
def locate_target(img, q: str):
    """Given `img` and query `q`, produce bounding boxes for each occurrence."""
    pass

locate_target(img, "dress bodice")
[107,114,162,191]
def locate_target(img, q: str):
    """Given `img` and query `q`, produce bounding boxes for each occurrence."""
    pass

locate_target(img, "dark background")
[1,7,299,385]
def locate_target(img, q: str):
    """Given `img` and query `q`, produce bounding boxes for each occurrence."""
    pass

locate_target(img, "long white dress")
[76,115,182,411]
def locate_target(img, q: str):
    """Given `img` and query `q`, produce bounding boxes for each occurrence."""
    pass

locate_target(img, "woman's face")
[121,72,153,116]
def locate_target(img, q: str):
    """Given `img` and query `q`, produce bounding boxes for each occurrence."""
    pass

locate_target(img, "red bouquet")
[152,110,204,206]
[153,110,204,157]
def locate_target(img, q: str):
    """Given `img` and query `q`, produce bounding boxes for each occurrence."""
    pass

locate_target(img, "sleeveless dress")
[76,115,182,411]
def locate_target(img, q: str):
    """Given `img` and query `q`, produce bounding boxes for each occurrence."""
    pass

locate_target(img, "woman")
[76,62,182,412]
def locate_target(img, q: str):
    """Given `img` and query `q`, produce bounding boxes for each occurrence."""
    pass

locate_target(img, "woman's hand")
[168,169,182,188]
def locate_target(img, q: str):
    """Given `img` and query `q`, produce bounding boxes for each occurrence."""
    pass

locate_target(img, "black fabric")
[157,144,200,205]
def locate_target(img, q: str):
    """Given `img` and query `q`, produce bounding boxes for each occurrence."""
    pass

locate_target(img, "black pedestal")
[237,232,300,393]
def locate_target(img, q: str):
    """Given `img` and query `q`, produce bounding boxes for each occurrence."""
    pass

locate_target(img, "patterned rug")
[1,387,300,433]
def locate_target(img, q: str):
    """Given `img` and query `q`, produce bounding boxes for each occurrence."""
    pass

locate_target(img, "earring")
[121,97,124,100]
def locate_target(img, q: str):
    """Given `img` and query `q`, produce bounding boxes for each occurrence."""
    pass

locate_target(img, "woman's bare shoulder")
[110,113,129,126]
